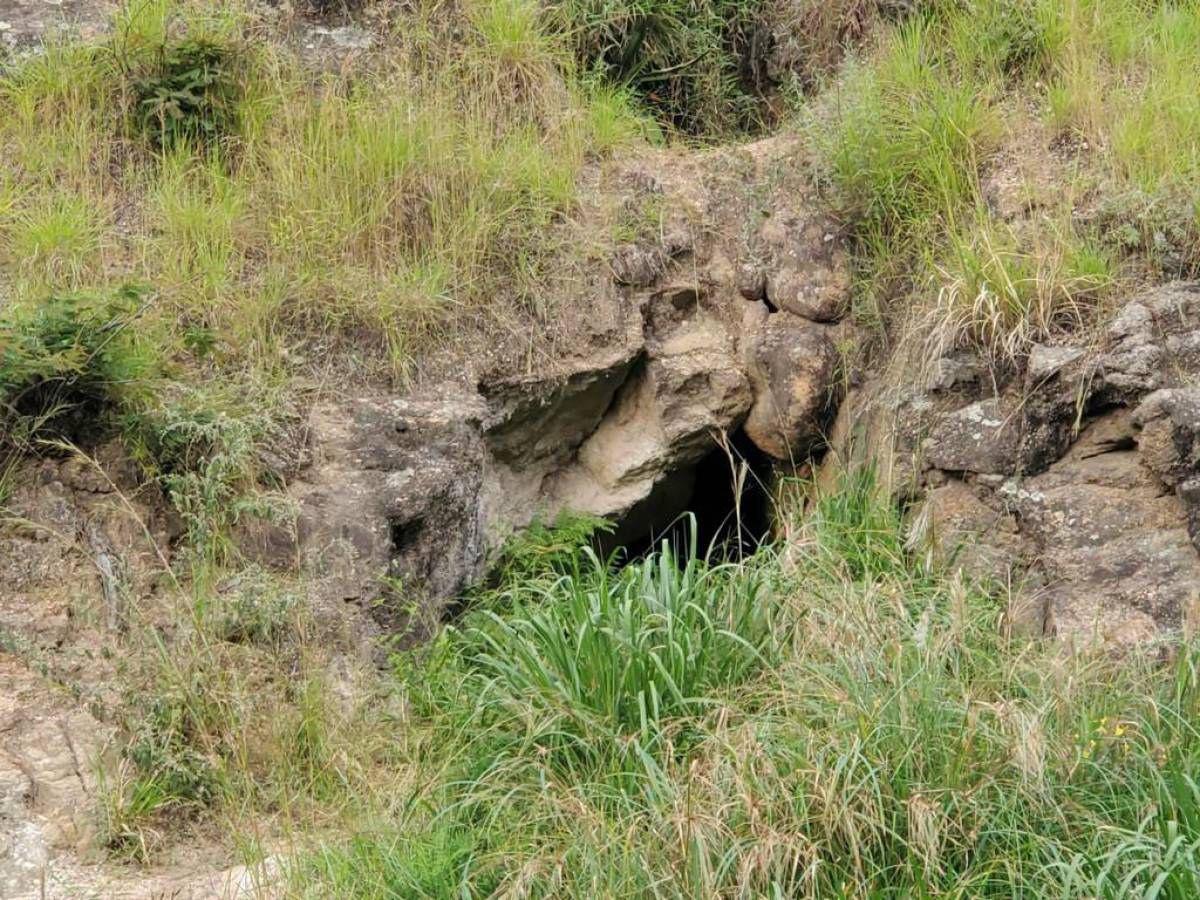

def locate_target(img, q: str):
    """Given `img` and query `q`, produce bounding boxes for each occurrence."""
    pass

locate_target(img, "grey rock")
[926,398,1022,475]
[1027,343,1086,382]
[1132,388,1200,489]
[1003,417,1200,647]
[913,480,1027,586]
[1101,282,1200,399]
[736,262,767,302]
[926,352,985,392]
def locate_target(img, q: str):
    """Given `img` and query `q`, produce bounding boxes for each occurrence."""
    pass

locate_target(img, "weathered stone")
[1134,387,1200,552]
[1100,282,1200,399]
[1020,344,1096,475]
[743,313,838,460]
[925,397,1022,475]
[562,306,754,524]
[736,262,767,301]
[926,351,985,393]
[914,480,1026,585]
[1133,388,1200,489]
[0,654,112,899]
[481,344,641,466]
[287,396,488,633]
[1002,419,1200,647]
[1027,343,1086,382]
[760,214,848,322]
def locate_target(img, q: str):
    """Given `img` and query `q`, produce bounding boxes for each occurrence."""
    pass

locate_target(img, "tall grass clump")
[1049,0,1200,194]
[811,0,1200,358]
[929,214,1114,361]
[1047,0,1200,277]
[810,17,999,324]
[450,526,782,765]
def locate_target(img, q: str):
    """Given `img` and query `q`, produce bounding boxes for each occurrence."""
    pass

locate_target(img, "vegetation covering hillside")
[290,482,1200,896]
[2,0,1200,896]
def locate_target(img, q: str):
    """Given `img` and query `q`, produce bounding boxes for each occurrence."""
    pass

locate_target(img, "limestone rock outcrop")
[854,281,1200,647]
[743,312,841,460]
[266,139,854,624]
[0,654,112,899]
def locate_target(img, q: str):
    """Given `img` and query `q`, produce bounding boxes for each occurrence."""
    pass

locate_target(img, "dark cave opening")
[603,428,775,565]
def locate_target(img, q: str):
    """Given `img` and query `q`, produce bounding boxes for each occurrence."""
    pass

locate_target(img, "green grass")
[0,0,646,380]
[0,286,160,445]
[5,0,1200,892]
[0,0,649,574]
[270,475,1200,897]
[807,0,1199,360]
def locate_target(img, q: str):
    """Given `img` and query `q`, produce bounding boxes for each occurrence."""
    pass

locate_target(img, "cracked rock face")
[1004,425,1200,647]
[0,654,111,899]
[901,282,1200,647]
[264,138,854,625]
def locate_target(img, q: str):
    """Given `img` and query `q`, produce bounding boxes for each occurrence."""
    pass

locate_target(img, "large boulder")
[1099,281,1200,400]
[742,312,839,461]
[1003,414,1200,648]
[757,211,849,322]
[911,480,1027,587]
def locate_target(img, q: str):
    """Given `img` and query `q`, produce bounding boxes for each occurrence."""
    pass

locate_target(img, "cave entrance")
[603,429,775,564]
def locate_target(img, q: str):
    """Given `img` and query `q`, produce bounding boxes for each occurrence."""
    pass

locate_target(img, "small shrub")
[125,386,290,568]
[127,37,242,150]
[125,690,228,809]
[103,678,231,861]
[0,286,157,446]
[211,577,299,646]
[547,0,765,134]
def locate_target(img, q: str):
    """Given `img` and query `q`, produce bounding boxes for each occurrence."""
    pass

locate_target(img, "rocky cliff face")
[11,140,1194,656]
[249,138,855,630]
[5,143,1200,669]
[848,282,1200,648]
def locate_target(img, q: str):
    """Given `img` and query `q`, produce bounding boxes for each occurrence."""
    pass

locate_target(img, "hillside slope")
[3,0,1200,897]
